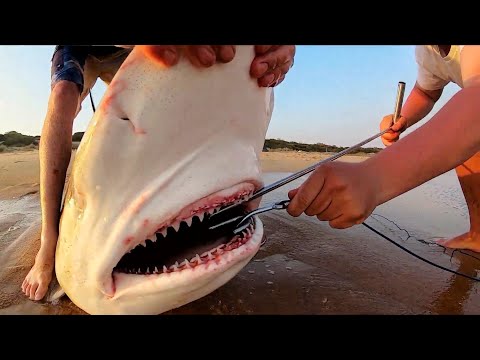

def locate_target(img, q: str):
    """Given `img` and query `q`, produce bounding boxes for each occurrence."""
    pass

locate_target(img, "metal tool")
[207,81,406,233]
[392,82,405,124]
[208,200,291,235]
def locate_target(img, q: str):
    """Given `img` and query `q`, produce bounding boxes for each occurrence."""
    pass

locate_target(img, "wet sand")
[0,149,40,200]
[1,149,479,315]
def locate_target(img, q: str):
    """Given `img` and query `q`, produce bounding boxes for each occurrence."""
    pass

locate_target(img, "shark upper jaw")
[96,179,264,301]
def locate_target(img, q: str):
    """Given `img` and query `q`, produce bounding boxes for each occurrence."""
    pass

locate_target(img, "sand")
[0,149,41,200]
[1,148,479,315]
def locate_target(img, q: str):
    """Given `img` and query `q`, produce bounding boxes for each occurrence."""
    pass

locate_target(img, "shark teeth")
[117,220,256,276]
[145,233,156,242]
[117,189,257,276]
[171,222,181,232]
[150,189,254,240]
[124,188,256,255]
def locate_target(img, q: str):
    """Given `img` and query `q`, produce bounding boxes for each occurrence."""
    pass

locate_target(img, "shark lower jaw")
[103,181,264,299]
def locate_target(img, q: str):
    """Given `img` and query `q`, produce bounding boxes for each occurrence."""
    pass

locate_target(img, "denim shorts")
[50,45,131,95]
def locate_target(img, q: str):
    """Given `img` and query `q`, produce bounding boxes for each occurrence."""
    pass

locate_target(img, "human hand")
[138,45,296,87]
[138,45,236,67]
[380,114,408,146]
[250,45,296,87]
[286,161,379,229]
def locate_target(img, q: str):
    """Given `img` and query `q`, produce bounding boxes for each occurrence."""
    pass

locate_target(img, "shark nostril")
[121,117,130,121]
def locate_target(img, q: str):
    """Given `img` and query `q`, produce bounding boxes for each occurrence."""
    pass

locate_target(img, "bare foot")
[21,248,54,301]
[436,232,480,253]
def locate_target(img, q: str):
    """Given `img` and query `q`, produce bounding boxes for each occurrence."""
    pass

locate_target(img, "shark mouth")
[112,183,259,277]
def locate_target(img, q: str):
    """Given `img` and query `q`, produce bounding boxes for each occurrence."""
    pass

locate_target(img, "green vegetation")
[263,138,381,154]
[0,131,38,147]
[0,131,382,155]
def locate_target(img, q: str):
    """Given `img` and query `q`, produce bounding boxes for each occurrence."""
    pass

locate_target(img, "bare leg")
[437,151,480,253]
[21,81,80,301]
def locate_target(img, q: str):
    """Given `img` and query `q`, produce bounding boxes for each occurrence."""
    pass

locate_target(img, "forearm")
[400,83,439,128]
[39,84,79,247]
[368,86,480,205]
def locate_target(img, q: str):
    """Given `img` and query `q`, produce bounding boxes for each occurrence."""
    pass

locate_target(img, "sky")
[0,45,460,148]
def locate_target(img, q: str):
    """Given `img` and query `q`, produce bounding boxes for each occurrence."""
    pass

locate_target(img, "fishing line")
[369,213,480,262]
[89,90,96,113]
[361,221,480,282]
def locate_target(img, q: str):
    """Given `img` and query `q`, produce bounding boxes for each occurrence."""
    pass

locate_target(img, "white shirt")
[415,45,465,90]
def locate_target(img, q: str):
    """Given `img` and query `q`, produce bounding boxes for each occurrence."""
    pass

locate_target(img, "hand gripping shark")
[55,45,275,315]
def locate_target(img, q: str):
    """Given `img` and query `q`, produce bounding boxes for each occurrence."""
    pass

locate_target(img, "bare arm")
[39,81,80,247]
[369,46,480,206]
[401,82,443,128]
[21,80,80,301]
[380,82,443,146]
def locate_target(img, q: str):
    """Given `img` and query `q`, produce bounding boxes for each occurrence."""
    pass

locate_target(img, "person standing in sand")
[22,45,296,301]
[286,45,480,254]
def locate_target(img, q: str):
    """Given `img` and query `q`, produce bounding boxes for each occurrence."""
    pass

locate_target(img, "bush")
[263,138,381,154]
[0,144,6,152]
[2,131,35,147]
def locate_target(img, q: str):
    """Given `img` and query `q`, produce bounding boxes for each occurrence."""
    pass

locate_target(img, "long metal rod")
[249,127,392,201]
[392,82,405,124]
[210,81,406,219]
[253,81,406,201]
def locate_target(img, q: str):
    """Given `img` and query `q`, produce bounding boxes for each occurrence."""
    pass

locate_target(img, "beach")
[1,147,479,315]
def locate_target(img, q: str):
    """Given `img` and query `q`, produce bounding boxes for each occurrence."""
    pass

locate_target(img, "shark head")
[55,45,275,314]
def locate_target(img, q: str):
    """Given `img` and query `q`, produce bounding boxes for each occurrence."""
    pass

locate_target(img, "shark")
[55,45,275,315]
